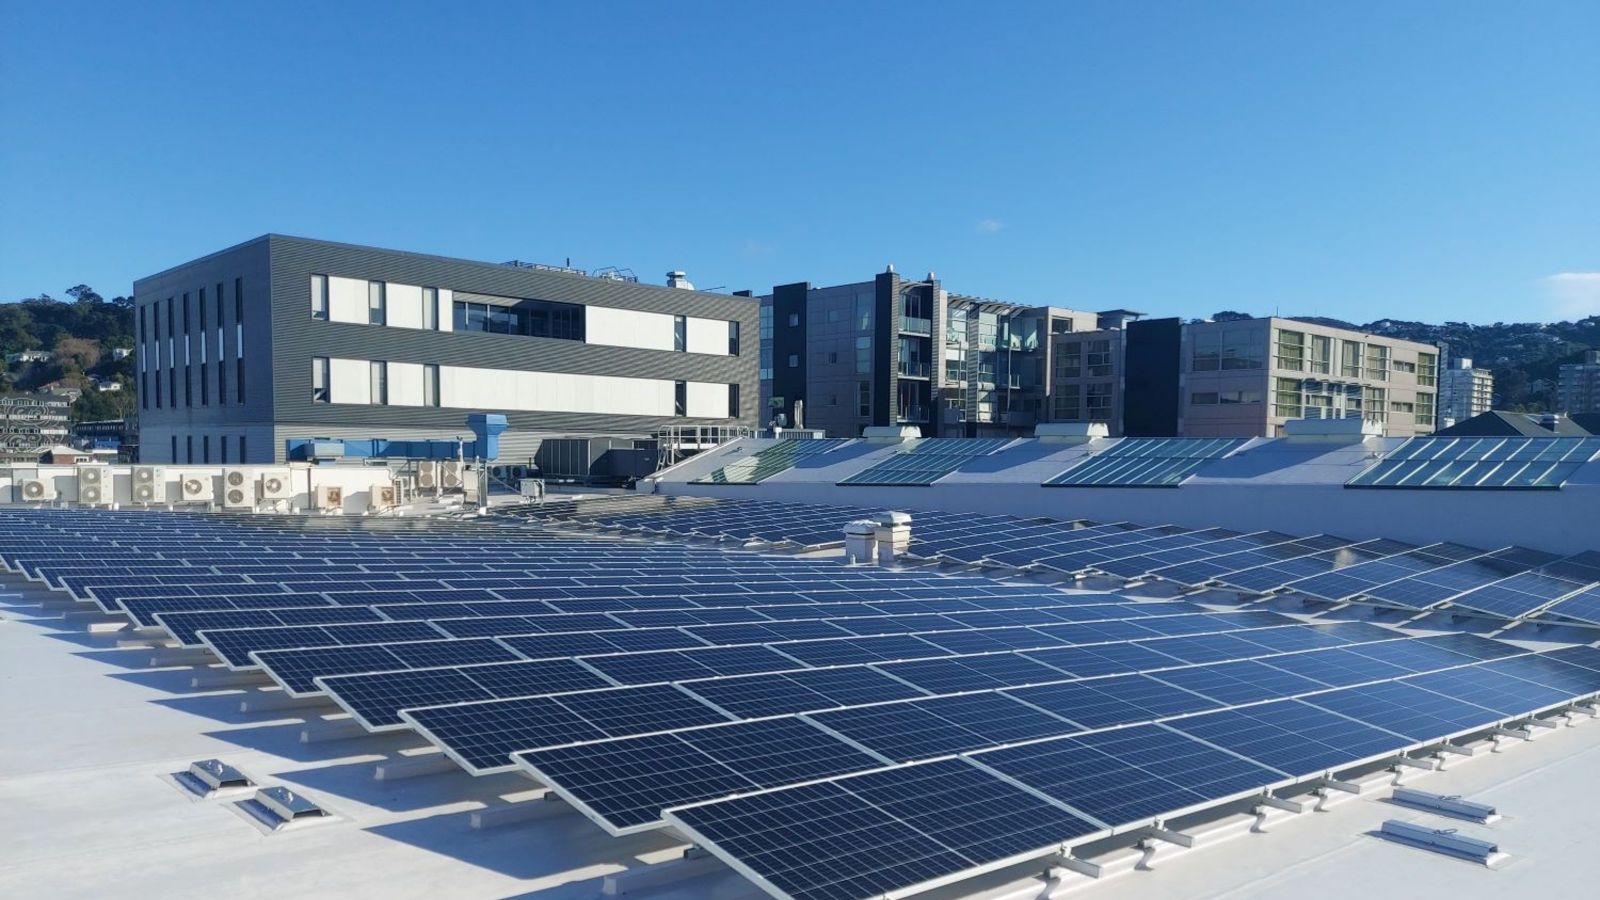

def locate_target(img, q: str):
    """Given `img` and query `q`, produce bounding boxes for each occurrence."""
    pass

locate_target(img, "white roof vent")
[666,271,695,291]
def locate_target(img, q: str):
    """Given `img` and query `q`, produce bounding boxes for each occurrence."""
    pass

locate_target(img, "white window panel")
[685,381,730,418]
[385,283,425,329]
[329,357,372,405]
[387,361,424,406]
[327,276,369,324]
[585,306,676,351]
[685,317,730,356]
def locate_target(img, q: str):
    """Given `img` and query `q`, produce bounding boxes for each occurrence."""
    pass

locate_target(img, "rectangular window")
[217,357,227,406]
[1053,383,1081,419]
[854,336,870,374]
[1274,329,1306,371]
[311,274,329,320]
[239,434,247,463]
[1416,391,1436,427]
[788,354,800,368]
[202,435,210,464]
[1273,377,1303,419]
[450,299,585,340]
[1309,334,1332,375]
[170,435,176,463]
[1191,331,1221,372]
[1365,344,1390,382]
[1341,341,1363,378]
[728,320,741,356]
[1085,339,1113,377]
[370,360,388,405]
[729,384,740,418]
[221,435,229,464]
[1192,391,1220,405]
[139,306,148,409]
[234,278,243,353]
[169,365,176,410]
[312,357,330,403]
[1416,352,1438,387]
[857,382,871,417]
[236,358,245,403]
[854,293,873,331]
[422,287,438,330]
[185,364,192,406]
[1086,383,1113,420]
[674,380,686,416]
[368,280,386,325]
[1365,386,1388,421]
[423,364,440,407]
[198,287,208,365]
[200,360,209,405]
[674,315,687,352]
[787,312,800,328]
[186,435,193,464]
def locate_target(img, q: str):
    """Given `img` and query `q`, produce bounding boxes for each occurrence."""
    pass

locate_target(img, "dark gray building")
[133,235,760,463]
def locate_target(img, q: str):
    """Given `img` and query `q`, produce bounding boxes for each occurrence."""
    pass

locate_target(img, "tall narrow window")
[221,435,230,464]
[728,384,740,418]
[186,435,194,464]
[423,364,440,407]
[199,292,209,405]
[236,358,245,403]
[370,360,388,405]
[422,287,438,330]
[154,301,163,409]
[674,315,687,352]
[311,274,329,320]
[239,435,247,463]
[368,280,386,325]
[674,380,687,416]
[139,306,148,410]
[312,357,330,403]
[202,435,210,464]
[234,277,243,354]
[217,353,227,405]
[170,435,177,463]
[728,320,741,356]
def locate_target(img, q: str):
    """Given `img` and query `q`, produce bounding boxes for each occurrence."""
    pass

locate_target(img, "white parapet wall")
[0,464,402,515]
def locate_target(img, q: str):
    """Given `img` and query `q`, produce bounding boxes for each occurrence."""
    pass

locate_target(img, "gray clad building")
[134,235,759,463]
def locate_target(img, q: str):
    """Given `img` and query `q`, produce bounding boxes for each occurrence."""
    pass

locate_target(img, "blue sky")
[3,1,1596,323]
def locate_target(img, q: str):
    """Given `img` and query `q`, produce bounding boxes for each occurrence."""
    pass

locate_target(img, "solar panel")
[971,724,1281,827]
[664,758,1100,900]
[517,718,883,834]
[1043,437,1249,488]
[838,438,1012,487]
[1347,436,1600,489]
[1165,699,1413,776]
[252,637,521,695]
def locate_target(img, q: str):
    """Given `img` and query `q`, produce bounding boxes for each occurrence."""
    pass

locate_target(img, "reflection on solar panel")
[691,438,852,485]
[1347,436,1600,489]
[665,758,1100,900]
[1044,437,1249,488]
[1454,551,1600,621]
[838,438,1012,486]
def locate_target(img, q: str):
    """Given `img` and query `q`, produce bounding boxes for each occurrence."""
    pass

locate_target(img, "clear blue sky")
[3,1,1596,324]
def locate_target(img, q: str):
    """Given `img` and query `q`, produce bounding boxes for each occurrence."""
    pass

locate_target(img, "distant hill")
[1215,312,1600,412]
[2,286,136,422]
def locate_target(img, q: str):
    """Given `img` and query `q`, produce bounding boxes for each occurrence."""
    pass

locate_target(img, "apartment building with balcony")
[1439,357,1495,427]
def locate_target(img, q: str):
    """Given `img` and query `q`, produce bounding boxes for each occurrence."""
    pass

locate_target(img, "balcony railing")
[897,361,931,378]
[897,406,930,422]
[899,317,933,336]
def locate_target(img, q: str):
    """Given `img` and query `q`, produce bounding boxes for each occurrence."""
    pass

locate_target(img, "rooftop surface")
[2,494,1597,900]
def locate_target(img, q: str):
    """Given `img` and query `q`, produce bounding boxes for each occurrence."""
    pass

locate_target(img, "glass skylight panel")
[691,438,851,485]
[1347,436,1600,489]
[1043,437,1248,487]
[838,438,1013,486]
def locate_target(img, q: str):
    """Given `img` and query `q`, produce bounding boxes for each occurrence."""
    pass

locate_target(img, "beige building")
[1439,357,1494,426]
[1176,318,1437,437]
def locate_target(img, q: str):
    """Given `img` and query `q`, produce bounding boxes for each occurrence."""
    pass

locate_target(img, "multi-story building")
[134,235,760,464]
[761,268,1113,438]
[1438,357,1495,427]
[0,394,71,463]
[1559,349,1600,415]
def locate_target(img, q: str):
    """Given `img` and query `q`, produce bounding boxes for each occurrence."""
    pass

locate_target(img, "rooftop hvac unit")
[180,475,215,503]
[441,460,464,490]
[131,466,167,504]
[416,460,439,489]
[19,478,54,502]
[222,482,254,509]
[372,484,397,509]
[222,468,251,491]
[259,469,293,501]
[77,466,106,487]
[315,485,344,510]
[79,483,108,506]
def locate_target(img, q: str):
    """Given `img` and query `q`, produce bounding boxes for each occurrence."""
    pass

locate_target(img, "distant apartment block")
[134,235,759,464]
[1559,349,1600,415]
[761,275,1438,440]
[1439,357,1495,427]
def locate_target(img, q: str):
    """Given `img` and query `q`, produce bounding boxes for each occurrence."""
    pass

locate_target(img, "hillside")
[2,286,136,422]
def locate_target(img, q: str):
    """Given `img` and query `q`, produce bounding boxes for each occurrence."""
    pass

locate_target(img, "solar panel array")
[4,501,1600,900]
[837,438,1014,486]
[1044,437,1250,487]
[1347,436,1600,490]
[691,438,855,485]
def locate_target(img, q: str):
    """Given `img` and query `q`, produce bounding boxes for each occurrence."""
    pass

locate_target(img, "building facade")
[761,269,1113,438]
[134,235,760,464]
[0,394,71,463]
[1559,349,1600,415]
[1438,357,1494,427]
